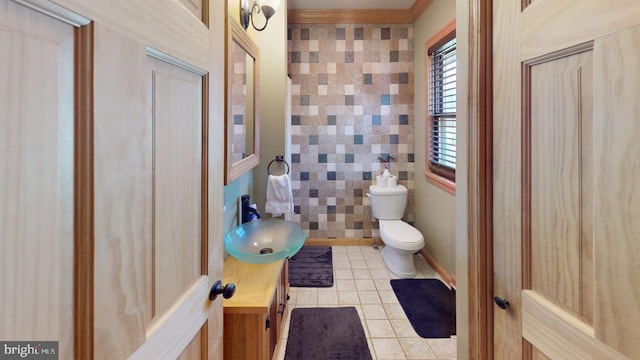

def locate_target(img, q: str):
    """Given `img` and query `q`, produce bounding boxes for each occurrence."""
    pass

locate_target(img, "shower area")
[286,23,416,239]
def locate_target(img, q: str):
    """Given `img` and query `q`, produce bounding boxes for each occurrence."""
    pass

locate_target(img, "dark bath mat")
[284,307,372,360]
[288,246,333,287]
[390,278,456,338]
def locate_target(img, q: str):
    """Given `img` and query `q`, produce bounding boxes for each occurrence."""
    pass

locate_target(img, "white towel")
[265,174,294,216]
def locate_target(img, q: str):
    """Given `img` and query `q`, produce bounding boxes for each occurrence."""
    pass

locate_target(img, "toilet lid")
[379,220,425,250]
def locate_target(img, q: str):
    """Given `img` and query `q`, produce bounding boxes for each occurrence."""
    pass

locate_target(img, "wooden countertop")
[222,256,284,314]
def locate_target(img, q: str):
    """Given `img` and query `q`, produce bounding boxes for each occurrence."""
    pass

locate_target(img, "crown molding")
[288,9,413,24]
[410,0,434,20]
[288,0,434,24]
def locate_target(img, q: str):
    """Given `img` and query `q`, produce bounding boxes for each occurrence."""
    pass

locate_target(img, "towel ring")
[267,155,290,175]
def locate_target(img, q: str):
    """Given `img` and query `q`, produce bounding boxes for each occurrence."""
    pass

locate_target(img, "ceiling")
[287,0,416,10]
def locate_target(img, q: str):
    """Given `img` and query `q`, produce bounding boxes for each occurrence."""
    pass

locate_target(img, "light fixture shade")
[260,0,280,19]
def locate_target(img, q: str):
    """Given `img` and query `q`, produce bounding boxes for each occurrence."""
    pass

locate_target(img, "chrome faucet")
[241,194,261,224]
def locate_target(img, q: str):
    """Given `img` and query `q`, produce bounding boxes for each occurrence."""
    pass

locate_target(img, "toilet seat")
[379,220,424,251]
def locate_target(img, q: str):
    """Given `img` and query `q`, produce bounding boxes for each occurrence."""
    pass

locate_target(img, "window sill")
[424,170,456,195]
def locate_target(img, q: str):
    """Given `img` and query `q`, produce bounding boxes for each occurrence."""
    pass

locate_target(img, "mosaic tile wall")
[287,24,415,239]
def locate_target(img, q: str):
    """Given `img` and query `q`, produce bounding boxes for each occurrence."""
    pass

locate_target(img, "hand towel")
[265,173,294,216]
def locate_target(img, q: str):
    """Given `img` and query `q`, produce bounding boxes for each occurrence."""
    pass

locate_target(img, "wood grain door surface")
[492,0,640,359]
[0,0,224,358]
[0,1,75,355]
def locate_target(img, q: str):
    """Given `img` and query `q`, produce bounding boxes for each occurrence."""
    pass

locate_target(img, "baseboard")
[305,238,377,246]
[418,248,456,287]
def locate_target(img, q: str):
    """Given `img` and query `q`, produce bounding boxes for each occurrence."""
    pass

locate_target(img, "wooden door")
[493,1,640,359]
[0,0,225,359]
[93,24,211,359]
[86,3,222,359]
[0,1,76,356]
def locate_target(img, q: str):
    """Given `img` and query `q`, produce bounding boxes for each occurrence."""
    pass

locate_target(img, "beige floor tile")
[374,279,393,291]
[378,290,400,303]
[278,246,456,360]
[366,339,377,360]
[361,304,388,320]
[415,268,435,278]
[390,318,418,338]
[356,278,377,291]
[367,259,387,269]
[359,290,382,304]
[274,342,286,360]
[366,319,397,338]
[287,290,298,306]
[338,290,360,304]
[399,338,437,359]
[370,268,392,279]
[333,252,350,261]
[317,289,339,305]
[372,338,407,359]
[332,245,348,253]
[383,303,407,320]
[353,269,373,279]
[335,269,355,280]
[361,246,380,254]
[346,246,363,253]
[427,338,457,359]
[280,319,290,339]
[296,289,318,306]
[337,278,357,290]
[334,259,352,270]
[351,260,369,269]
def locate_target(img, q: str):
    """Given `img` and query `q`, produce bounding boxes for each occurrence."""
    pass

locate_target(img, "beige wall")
[223,0,287,227]
[413,0,457,275]
[455,0,469,357]
[251,0,288,217]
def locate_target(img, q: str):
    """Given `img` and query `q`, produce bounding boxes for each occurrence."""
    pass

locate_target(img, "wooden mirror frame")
[225,15,260,184]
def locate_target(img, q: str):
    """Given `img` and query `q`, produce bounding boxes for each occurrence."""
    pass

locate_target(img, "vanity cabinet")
[223,257,289,360]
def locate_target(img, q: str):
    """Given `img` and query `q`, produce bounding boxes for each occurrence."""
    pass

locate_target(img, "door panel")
[93,23,152,358]
[1,0,224,358]
[493,0,640,359]
[522,291,626,359]
[178,328,204,360]
[492,0,524,357]
[528,50,593,324]
[0,1,75,357]
[94,21,211,358]
[532,347,551,360]
[592,26,640,357]
[149,55,204,319]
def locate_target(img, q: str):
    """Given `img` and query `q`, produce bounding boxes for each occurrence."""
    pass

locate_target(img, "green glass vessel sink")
[224,219,307,264]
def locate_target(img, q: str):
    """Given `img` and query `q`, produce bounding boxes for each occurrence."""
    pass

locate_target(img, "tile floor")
[274,245,457,360]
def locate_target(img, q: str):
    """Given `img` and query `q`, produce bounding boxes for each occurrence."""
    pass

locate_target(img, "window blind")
[429,37,456,182]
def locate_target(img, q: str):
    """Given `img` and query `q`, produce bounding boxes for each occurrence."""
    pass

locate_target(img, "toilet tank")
[368,184,408,220]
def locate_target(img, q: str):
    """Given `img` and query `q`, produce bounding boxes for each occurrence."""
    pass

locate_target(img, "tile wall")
[287,23,415,239]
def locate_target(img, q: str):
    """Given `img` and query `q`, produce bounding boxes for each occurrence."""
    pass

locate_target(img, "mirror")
[225,16,260,184]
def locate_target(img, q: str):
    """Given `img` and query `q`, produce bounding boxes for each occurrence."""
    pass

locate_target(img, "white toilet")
[369,184,425,278]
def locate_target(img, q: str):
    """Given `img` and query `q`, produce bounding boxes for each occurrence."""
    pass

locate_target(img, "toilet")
[368,184,425,278]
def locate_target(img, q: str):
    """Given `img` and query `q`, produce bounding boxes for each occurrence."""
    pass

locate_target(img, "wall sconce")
[240,0,281,31]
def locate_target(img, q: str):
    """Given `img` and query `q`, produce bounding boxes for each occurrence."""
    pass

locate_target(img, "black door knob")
[494,297,510,310]
[209,280,236,301]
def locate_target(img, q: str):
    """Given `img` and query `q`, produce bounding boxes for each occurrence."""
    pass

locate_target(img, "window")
[425,21,456,193]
